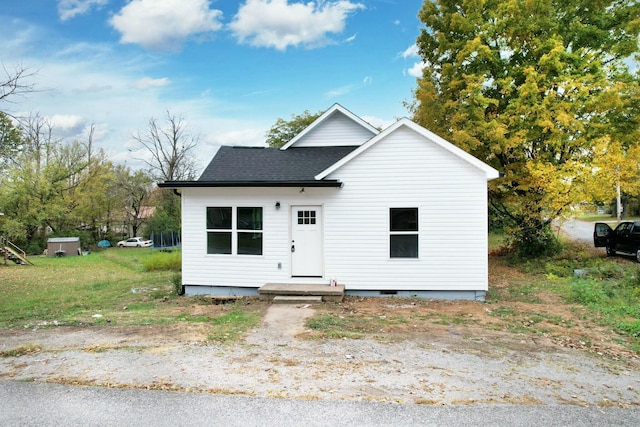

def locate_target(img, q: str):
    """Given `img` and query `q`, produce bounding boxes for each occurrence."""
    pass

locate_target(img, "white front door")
[291,206,323,277]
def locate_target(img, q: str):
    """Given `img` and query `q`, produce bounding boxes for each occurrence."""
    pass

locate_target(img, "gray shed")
[47,237,81,257]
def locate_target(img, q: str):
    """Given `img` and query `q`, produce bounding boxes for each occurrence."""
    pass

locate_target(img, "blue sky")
[1,0,426,171]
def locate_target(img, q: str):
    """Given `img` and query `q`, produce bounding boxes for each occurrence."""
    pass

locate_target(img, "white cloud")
[229,0,365,50]
[361,115,394,130]
[132,77,171,90]
[400,44,426,78]
[57,0,108,22]
[406,61,426,78]
[46,114,88,139]
[401,44,419,59]
[109,0,224,51]
[210,128,266,147]
[48,114,84,130]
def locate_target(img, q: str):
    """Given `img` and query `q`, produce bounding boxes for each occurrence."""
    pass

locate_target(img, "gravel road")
[556,218,598,243]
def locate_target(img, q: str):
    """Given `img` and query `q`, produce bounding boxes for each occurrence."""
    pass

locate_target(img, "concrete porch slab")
[259,283,345,303]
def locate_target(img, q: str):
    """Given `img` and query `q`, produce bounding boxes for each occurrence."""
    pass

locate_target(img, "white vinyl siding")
[291,113,375,147]
[181,187,335,289]
[181,121,491,294]
[321,126,489,291]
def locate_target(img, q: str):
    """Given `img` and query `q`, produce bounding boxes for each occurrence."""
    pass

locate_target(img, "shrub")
[172,273,184,295]
[26,241,44,256]
[142,251,181,272]
[510,225,562,259]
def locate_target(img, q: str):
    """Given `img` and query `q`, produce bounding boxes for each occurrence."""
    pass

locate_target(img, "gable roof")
[315,118,500,181]
[158,107,500,189]
[158,145,357,188]
[280,103,379,150]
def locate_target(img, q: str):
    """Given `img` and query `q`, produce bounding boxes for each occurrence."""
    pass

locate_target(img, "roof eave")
[158,180,343,188]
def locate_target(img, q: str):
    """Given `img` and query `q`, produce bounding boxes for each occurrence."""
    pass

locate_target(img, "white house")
[160,104,500,300]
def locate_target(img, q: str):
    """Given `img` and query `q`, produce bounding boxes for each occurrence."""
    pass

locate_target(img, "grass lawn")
[0,249,182,327]
[1,238,639,353]
[578,214,640,222]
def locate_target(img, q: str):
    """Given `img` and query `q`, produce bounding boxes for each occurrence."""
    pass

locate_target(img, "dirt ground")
[1,293,639,407]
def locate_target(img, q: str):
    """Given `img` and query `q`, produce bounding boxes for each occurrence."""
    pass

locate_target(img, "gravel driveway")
[1,305,639,407]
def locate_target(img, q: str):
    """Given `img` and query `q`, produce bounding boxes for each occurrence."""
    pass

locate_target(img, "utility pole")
[616,183,622,223]
[0,213,6,265]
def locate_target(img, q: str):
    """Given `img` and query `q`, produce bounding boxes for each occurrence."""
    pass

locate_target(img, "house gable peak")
[281,103,379,150]
[315,117,500,181]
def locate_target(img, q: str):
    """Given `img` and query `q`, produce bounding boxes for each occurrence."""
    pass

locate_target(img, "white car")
[117,237,152,248]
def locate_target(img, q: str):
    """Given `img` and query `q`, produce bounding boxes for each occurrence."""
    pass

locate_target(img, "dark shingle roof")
[197,145,357,183]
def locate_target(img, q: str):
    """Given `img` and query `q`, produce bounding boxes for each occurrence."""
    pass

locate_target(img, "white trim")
[290,205,324,277]
[389,207,419,259]
[280,103,379,150]
[205,206,263,256]
[315,118,500,181]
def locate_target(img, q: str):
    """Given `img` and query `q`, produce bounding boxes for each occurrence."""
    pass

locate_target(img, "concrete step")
[272,295,323,304]
[259,283,345,302]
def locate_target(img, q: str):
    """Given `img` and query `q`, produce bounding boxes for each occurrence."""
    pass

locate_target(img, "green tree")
[587,73,640,220]
[265,110,323,148]
[409,0,640,256]
[112,166,154,238]
[0,116,119,251]
[144,190,181,236]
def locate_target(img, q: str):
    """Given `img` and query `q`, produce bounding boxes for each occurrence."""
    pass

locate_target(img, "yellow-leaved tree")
[408,0,640,257]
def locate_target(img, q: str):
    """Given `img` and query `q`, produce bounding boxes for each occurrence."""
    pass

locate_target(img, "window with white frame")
[207,207,263,255]
[389,208,418,258]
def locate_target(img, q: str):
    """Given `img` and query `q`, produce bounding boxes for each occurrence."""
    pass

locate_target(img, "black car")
[593,221,640,262]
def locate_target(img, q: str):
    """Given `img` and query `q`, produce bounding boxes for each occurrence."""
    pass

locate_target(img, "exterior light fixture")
[275,202,281,210]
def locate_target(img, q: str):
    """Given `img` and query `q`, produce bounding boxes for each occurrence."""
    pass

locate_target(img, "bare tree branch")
[19,113,60,172]
[130,111,200,181]
[0,63,38,113]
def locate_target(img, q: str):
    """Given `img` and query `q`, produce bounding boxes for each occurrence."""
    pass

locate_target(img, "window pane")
[390,208,418,231]
[207,207,232,229]
[390,235,418,258]
[237,207,262,230]
[238,232,263,255]
[207,232,231,254]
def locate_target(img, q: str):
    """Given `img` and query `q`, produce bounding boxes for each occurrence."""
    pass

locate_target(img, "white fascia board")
[315,118,500,181]
[280,103,379,150]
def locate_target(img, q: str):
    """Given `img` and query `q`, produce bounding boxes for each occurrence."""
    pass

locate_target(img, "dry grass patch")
[0,344,42,357]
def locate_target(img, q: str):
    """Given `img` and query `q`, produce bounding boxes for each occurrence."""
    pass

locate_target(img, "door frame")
[290,205,324,277]
[593,222,612,248]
